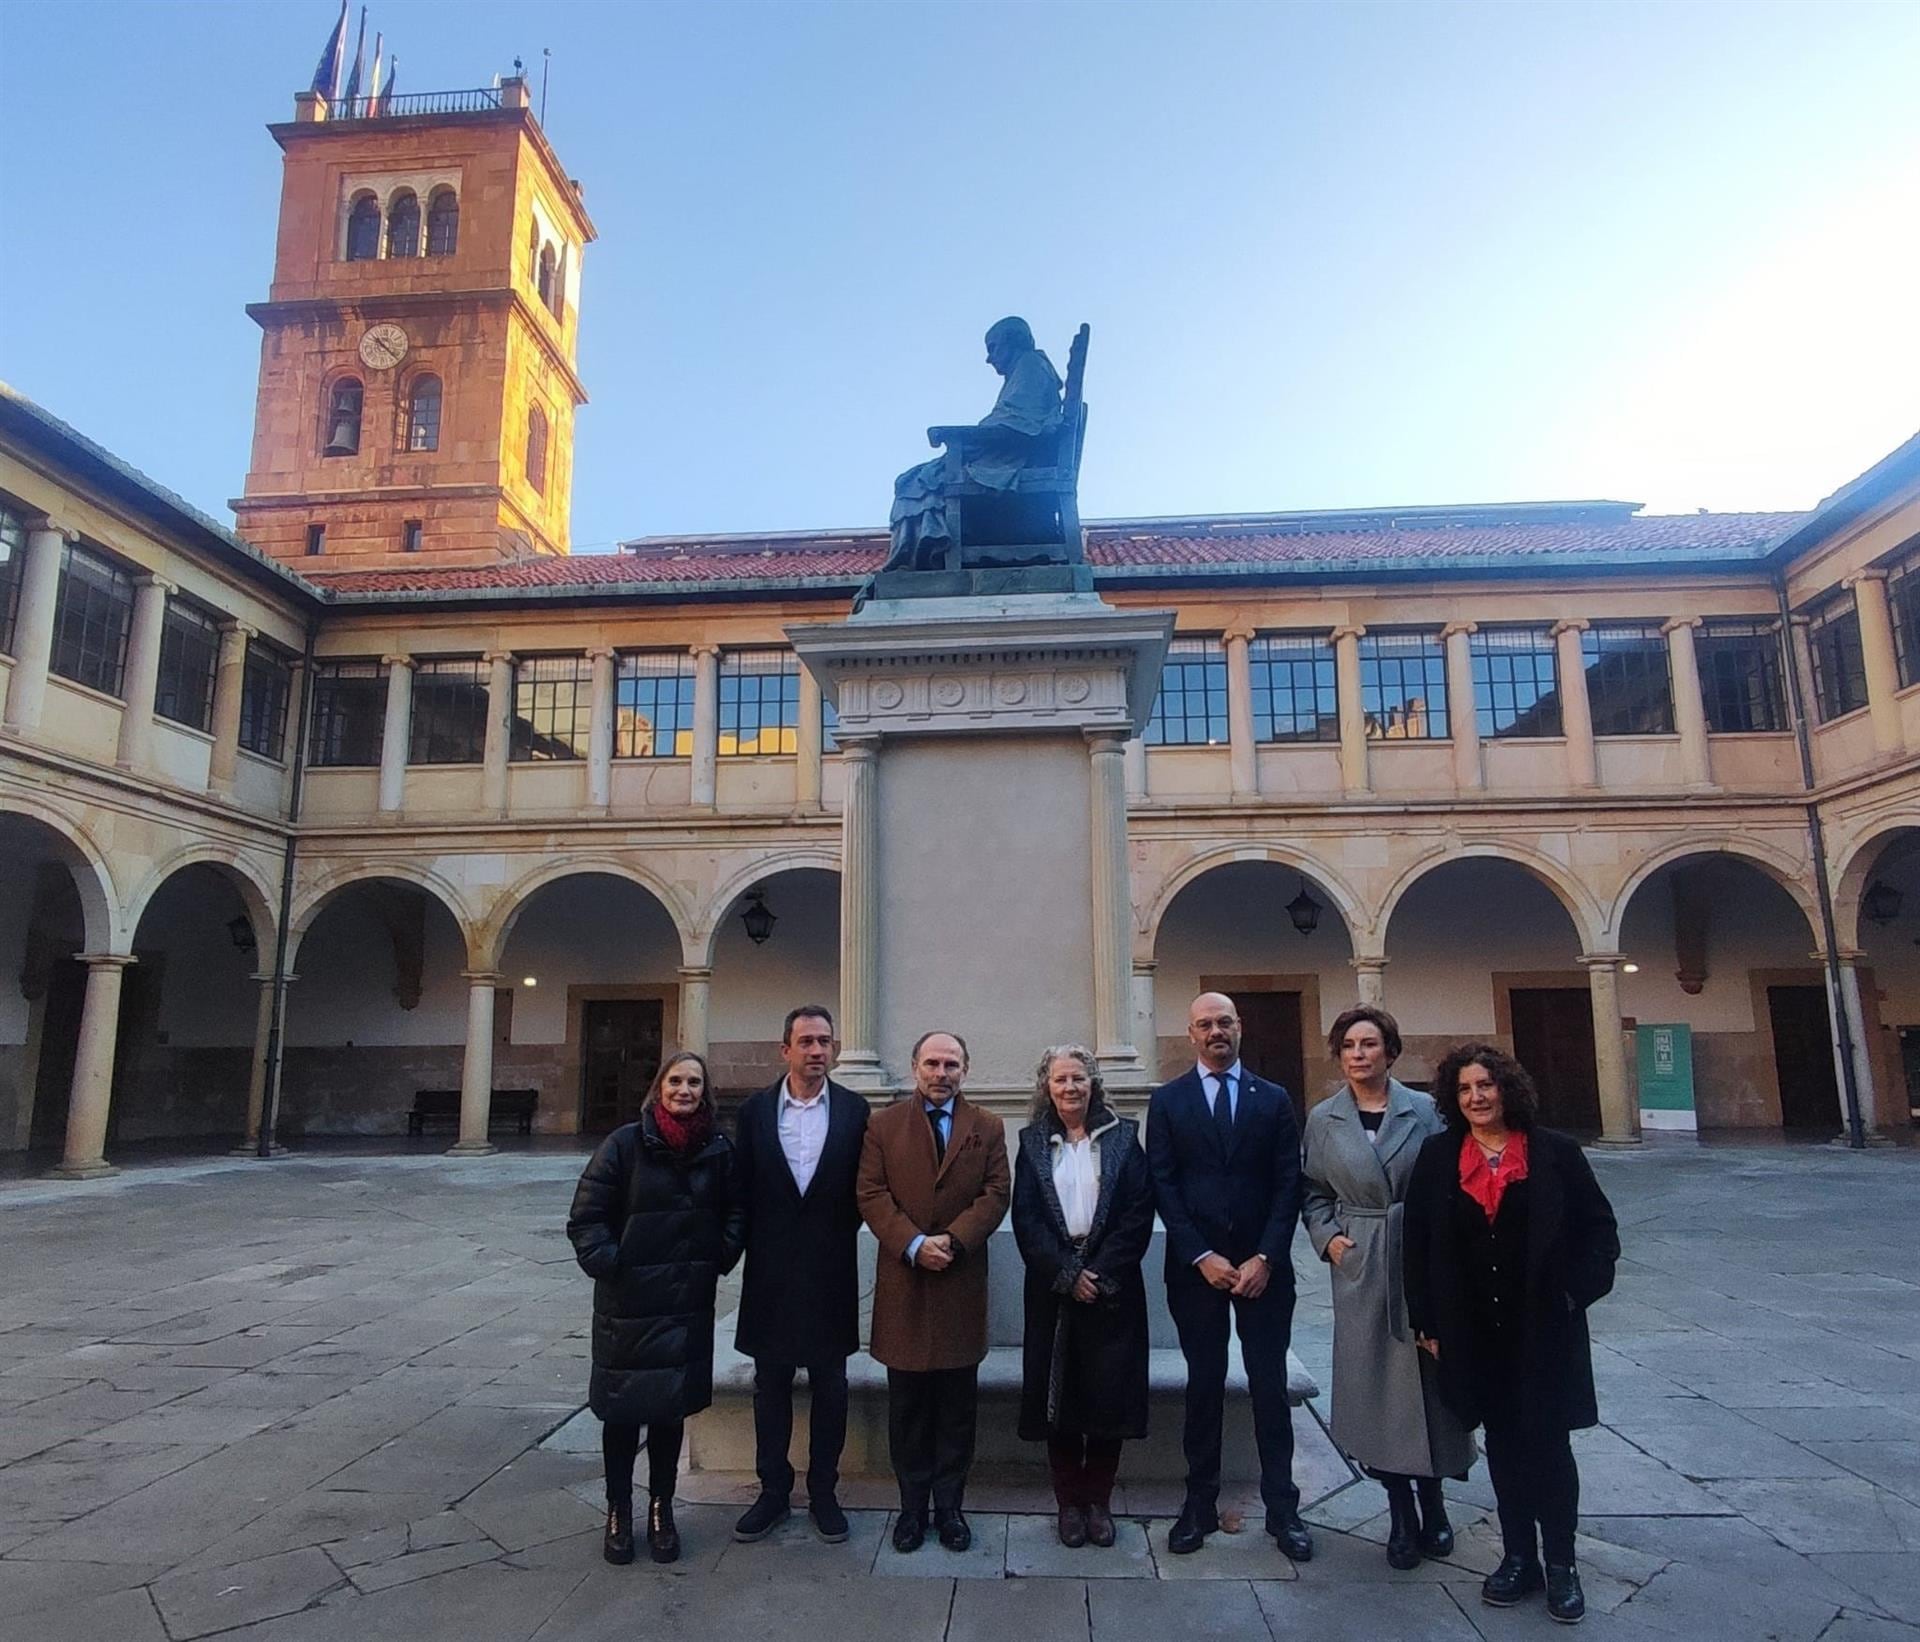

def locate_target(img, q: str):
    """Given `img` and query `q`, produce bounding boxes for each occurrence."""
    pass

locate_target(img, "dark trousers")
[752,1356,850,1503]
[886,1365,978,1515]
[1046,1434,1122,1510]
[602,1418,684,1509]
[1167,1277,1299,1519]
[1483,1414,1579,1565]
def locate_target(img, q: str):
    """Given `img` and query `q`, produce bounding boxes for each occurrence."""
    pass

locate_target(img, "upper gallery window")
[719,650,800,756]
[1885,546,1920,689]
[1808,595,1869,722]
[1581,623,1674,736]
[386,192,420,258]
[1470,627,1561,738]
[1143,638,1226,747]
[345,194,381,261]
[614,652,696,757]
[154,597,220,732]
[408,658,489,764]
[426,188,459,256]
[323,379,364,456]
[49,542,135,697]
[239,639,295,761]
[1250,633,1338,743]
[1697,621,1788,733]
[1360,630,1449,741]
[0,504,24,654]
[404,375,441,452]
[511,655,594,761]
[307,660,385,767]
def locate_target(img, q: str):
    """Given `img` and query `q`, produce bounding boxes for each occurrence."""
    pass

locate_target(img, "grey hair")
[1030,1043,1106,1123]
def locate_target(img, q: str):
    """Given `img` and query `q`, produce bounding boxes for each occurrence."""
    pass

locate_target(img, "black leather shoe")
[1385,1486,1421,1571]
[732,1490,790,1542]
[1167,1501,1220,1555]
[646,1495,680,1565]
[1085,1503,1116,1548]
[1482,1553,1545,1606]
[935,1509,972,1552]
[809,1496,850,1543]
[1056,1505,1088,1547]
[1546,1563,1586,1624]
[1269,1513,1314,1562]
[891,1509,926,1553]
[603,1505,634,1565]
[1415,1477,1454,1558]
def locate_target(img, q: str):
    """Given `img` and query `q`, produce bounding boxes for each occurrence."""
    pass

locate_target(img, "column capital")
[25,512,80,542]
[1439,620,1478,639]
[689,643,721,659]
[1660,616,1703,636]
[461,970,504,985]
[381,653,415,670]
[1132,957,1158,976]
[1330,623,1366,643]
[77,952,138,970]
[482,650,516,667]
[1084,727,1130,753]
[837,733,880,758]
[1349,955,1389,973]
[1576,952,1624,970]
[249,970,298,985]
[134,573,178,596]
[1221,621,1258,645]
[1550,618,1591,638]
[676,965,714,982]
[219,618,259,640]
[586,645,616,662]
[1843,569,1890,590]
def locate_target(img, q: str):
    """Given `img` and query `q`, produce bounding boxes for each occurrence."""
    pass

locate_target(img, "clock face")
[358,323,409,371]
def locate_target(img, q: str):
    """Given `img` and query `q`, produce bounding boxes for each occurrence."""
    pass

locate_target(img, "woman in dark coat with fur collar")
[1012,1044,1155,1550]
[567,1050,743,1567]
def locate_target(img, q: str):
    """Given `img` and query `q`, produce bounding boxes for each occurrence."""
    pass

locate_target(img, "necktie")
[1212,1073,1235,1145]
[927,1104,949,1164]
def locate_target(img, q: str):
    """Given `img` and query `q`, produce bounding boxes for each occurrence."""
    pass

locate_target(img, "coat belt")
[1341,1200,1410,1344]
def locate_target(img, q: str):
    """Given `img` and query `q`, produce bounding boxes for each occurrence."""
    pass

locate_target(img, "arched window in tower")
[525,404,548,495]
[345,194,381,261]
[405,375,442,452]
[323,379,364,456]
[386,192,420,259]
[426,188,459,256]
[552,245,568,320]
[527,220,540,282]
[536,243,557,314]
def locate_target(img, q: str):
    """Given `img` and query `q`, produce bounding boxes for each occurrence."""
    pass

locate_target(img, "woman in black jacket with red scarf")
[1404,1043,1619,1626]
[567,1050,743,1566]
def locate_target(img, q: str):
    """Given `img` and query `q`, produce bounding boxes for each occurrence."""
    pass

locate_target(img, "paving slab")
[1707,1477,1920,1554]
[1086,1576,1267,1638]
[1006,1510,1154,1578]
[1805,1441,1920,1507]
[1253,1576,1482,1639]
[1812,1553,1920,1627]
[0,1556,170,1621]
[713,1506,888,1575]
[8,1583,170,1641]
[151,1546,345,1639]
[874,1509,1008,1576]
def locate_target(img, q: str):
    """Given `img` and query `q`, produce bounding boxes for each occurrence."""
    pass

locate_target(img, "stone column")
[1131,959,1158,1080]
[689,644,719,807]
[1123,735,1147,800]
[206,621,254,798]
[835,736,884,1089]
[1845,571,1906,757]
[481,651,515,815]
[1580,955,1639,1145]
[796,663,824,810]
[1087,730,1142,1075]
[3,518,73,734]
[1223,626,1258,796]
[377,655,413,814]
[1662,616,1713,787]
[1787,616,1818,729]
[114,575,174,771]
[587,647,615,810]
[1441,620,1482,791]
[1830,955,1890,1143]
[52,953,135,1179]
[1332,624,1370,794]
[451,972,500,1156]
[677,966,712,1058]
[1552,619,1597,788]
[234,971,292,1155]
[1350,955,1388,1007]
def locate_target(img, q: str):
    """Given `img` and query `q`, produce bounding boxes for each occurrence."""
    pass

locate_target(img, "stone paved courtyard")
[1,1141,1917,1640]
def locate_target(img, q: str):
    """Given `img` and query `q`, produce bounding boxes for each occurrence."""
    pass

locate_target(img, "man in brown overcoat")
[857,1030,1010,1553]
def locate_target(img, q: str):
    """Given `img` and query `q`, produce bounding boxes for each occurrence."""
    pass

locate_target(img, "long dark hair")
[1431,1042,1539,1135]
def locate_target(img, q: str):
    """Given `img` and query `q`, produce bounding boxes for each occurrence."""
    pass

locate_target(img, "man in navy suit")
[1146,990,1312,1561]
[730,1005,870,1544]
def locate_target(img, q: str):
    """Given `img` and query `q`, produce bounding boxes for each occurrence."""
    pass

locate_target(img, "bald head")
[911,1031,968,1107]
[1188,992,1242,1072]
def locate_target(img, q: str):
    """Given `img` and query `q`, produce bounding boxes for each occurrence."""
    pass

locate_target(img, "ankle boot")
[1384,1478,1421,1570]
[1415,1476,1454,1558]
[603,1503,634,1564]
[1546,1563,1586,1624]
[647,1493,680,1564]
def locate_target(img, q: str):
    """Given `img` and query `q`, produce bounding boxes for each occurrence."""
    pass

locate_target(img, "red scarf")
[652,1103,713,1156]
[1458,1129,1529,1223]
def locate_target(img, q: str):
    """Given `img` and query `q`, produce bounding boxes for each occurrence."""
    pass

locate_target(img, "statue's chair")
[923,323,1089,570]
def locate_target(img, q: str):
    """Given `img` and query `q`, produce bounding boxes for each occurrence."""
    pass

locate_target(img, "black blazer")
[1145,1065,1302,1286]
[731,1077,870,1363]
[1403,1125,1620,1436]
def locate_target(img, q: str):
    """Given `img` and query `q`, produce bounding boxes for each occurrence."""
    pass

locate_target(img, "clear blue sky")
[3,1,1917,552]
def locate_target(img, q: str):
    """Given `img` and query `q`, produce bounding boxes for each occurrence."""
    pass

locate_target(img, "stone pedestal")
[790,592,1172,1102]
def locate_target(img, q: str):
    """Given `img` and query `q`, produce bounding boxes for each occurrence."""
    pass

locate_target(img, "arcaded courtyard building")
[1,74,1917,1175]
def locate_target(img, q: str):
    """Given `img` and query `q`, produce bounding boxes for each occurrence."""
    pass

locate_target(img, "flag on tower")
[375,55,397,115]
[367,33,385,114]
[310,0,350,101]
[342,7,369,110]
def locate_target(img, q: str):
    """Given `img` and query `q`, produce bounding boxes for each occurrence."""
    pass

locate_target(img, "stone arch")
[480,855,694,972]
[1832,812,1920,949]
[1141,843,1368,960]
[124,847,279,956]
[288,860,481,968]
[0,796,121,952]
[691,850,843,969]
[1378,840,1606,953]
[1606,834,1820,949]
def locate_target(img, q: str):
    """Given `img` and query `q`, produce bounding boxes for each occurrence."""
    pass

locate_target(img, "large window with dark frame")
[0,504,24,654]
[1249,633,1338,742]
[614,651,695,757]
[1360,630,1449,740]
[408,658,489,764]
[49,541,134,697]
[386,192,420,258]
[426,189,459,256]
[307,659,385,767]
[1886,546,1920,690]
[154,597,220,731]
[404,376,441,452]
[719,649,800,756]
[1581,623,1674,736]
[1470,627,1561,737]
[1697,621,1788,733]
[1807,595,1869,722]
[1143,637,1227,746]
[345,194,381,261]
[525,405,548,494]
[511,655,593,760]
[238,639,295,761]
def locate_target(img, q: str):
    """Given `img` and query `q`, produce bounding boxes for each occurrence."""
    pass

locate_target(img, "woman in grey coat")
[1302,1005,1475,1570]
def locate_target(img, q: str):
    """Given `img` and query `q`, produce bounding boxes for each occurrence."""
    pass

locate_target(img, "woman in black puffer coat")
[567,1050,742,1566]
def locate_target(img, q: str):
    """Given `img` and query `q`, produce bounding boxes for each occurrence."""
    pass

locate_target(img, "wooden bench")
[408,1088,538,1137]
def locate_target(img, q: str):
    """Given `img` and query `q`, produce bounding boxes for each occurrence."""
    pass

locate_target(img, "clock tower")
[233,73,594,570]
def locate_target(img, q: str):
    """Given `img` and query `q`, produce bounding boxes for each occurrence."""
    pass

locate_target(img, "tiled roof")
[304,508,1807,596]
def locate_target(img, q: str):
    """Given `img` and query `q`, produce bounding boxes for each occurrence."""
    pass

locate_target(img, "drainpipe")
[1775,576,1867,1148]
[258,621,318,1158]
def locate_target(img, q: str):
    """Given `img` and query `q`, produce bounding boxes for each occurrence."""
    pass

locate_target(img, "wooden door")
[1769,985,1841,1133]
[1236,990,1306,1126]
[580,999,664,1134]
[1509,987,1601,1132]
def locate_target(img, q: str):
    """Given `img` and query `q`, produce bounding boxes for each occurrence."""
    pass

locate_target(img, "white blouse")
[1051,1133,1100,1238]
